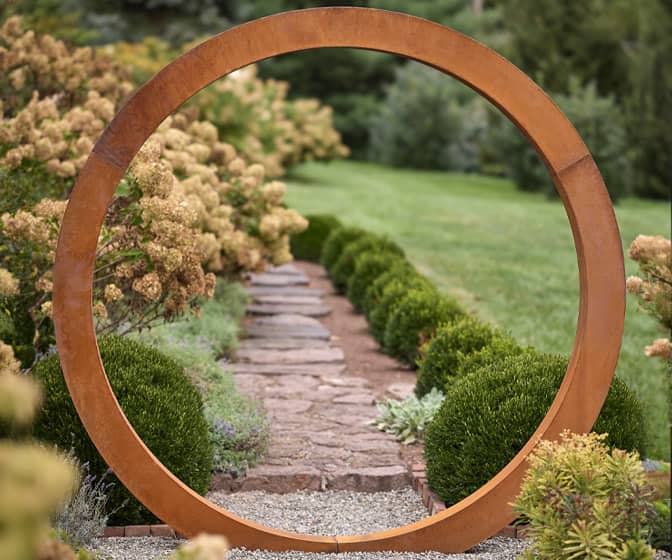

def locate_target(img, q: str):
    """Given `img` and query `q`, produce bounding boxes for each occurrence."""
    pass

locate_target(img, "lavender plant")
[53,453,114,548]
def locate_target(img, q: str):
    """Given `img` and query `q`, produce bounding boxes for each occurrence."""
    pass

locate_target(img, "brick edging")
[408,462,528,540]
[103,524,177,538]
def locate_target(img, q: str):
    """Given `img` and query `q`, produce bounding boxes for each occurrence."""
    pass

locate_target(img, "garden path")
[214,262,418,493]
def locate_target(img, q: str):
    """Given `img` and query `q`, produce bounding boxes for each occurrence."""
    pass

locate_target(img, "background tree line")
[4,0,669,199]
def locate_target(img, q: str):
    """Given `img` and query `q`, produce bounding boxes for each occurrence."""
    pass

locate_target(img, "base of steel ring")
[52,7,625,553]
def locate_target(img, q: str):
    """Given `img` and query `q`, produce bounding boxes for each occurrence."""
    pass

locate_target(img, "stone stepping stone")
[247,303,331,317]
[239,338,331,350]
[320,376,370,388]
[252,295,323,305]
[385,382,415,401]
[263,263,304,276]
[234,465,324,492]
[249,273,308,286]
[228,362,347,377]
[251,313,323,327]
[237,347,345,364]
[246,286,326,297]
[333,392,376,405]
[244,324,331,340]
[326,466,409,492]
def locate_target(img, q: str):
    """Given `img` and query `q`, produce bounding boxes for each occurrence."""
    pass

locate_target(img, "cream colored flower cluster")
[0,16,132,116]
[0,90,116,177]
[147,112,307,273]
[626,234,671,360]
[0,142,218,332]
[188,64,349,177]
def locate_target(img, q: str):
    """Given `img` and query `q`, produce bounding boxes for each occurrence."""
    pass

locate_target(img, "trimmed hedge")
[321,226,367,272]
[347,252,408,313]
[330,234,404,294]
[362,260,416,319]
[382,288,465,366]
[32,336,214,525]
[424,351,646,506]
[415,316,495,397]
[456,334,528,378]
[289,214,342,262]
[368,275,433,344]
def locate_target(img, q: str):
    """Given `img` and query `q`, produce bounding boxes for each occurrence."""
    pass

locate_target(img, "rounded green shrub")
[383,288,465,366]
[330,234,404,294]
[456,334,528,378]
[320,226,367,273]
[289,214,342,262]
[347,252,408,313]
[362,260,416,319]
[424,351,646,507]
[415,316,495,398]
[368,275,432,344]
[32,336,214,525]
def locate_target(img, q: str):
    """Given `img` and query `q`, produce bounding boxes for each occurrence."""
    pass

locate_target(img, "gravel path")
[208,488,427,536]
[92,489,532,559]
[93,536,529,560]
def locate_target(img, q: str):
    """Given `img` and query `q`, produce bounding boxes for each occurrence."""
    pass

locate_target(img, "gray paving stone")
[228,362,347,376]
[248,303,332,317]
[249,273,309,286]
[244,324,331,340]
[251,313,324,327]
[332,392,376,405]
[263,263,304,276]
[252,294,324,305]
[239,338,331,350]
[246,286,326,297]
[237,347,345,365]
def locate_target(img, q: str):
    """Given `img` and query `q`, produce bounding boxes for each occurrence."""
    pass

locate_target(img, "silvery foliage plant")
[372,388,445,444]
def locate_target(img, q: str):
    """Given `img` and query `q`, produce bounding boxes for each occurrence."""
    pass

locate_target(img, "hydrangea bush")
[626,235,671,360]
[0,17,310,360]
[104,38,349,177]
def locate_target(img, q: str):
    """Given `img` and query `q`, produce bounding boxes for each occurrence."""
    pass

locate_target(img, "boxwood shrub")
[415,316,495,397]
[368,275,433,344]
[347,252,408,313]
[424,351,646,506]
[362,260,417,319]
[456,334,528,378]
[321,226,367,273]
[31,336,214,525]
[290,214,342,262]
[330,234,404,294]
[383,287,465,366]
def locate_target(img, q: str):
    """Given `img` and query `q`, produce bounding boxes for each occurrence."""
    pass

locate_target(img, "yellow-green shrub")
[515,431,658,560]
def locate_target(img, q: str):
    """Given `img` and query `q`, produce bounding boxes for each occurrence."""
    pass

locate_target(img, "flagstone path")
[214,262,416,493]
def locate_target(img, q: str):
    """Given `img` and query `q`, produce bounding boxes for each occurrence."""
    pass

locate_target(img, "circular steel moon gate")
[53,7,625,554]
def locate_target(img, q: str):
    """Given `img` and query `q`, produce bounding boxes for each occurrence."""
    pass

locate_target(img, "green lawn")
[285,160,670,460]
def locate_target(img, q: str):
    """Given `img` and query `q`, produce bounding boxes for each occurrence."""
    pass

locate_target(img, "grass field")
[285,160,670,460]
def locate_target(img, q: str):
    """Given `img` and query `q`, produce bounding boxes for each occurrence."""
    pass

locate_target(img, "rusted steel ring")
[53,7,625,553]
